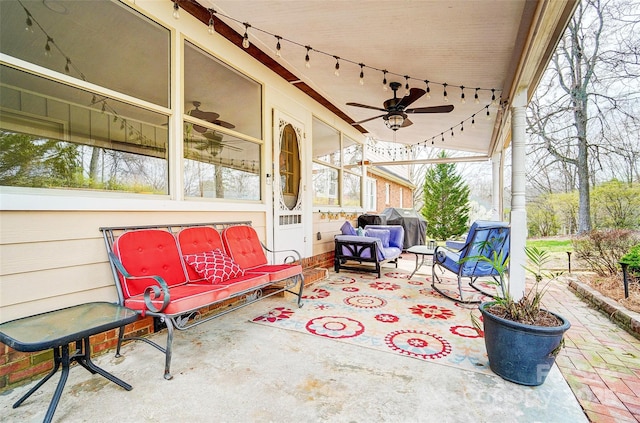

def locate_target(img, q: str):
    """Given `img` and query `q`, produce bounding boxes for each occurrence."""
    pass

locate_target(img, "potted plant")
[471,245,571,386]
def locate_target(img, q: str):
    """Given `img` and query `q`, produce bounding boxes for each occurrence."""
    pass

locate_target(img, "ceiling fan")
[188,101,235,132]
[347,82,454,131]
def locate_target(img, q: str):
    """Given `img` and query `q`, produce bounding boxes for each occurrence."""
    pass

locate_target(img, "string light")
[25,10,33,32]
[208,9,215,35]
[275,35,282,57]
[460,86,466,104]
[382,70,388,91]
[486,105,491,120]
[460,122,464,133]
[491,88,497,106]
[196,8,502,98]
[474,88,480,104]
[44,36,53,57]
[359,63,365,85]
[443,83,448,102]
[305,46,311,68]
[334,56,340,76]
[242,23,250,48]
[172,1,180,19]
[472,114,476,128]
[64,58,71,73]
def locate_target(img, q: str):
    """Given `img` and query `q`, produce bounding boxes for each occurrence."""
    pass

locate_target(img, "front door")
[272,110,305,261]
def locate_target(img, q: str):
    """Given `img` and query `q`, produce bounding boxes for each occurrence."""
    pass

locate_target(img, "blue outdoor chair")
[431,221,510,303]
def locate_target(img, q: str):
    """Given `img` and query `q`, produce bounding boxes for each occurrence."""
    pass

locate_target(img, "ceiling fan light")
[385,114,404,131]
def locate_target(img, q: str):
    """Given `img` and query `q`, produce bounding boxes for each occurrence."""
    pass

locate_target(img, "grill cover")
[380,208,427,249]
[357,214,387,228]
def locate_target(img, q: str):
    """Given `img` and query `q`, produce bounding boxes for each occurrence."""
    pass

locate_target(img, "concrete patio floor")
[5,253,637,422]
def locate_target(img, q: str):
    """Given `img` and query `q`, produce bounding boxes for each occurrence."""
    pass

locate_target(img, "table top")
[0,302,138,352]
[406,245,436,255]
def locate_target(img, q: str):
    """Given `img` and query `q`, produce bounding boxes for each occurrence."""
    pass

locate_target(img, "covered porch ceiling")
[182,0,577,159]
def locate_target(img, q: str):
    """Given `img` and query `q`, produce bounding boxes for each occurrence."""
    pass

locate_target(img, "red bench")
[100,222,304,380]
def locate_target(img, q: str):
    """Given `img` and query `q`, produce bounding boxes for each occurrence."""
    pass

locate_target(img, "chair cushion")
[246,264,303,282]
[124,284,230,315]
[222,225,269,269]
[340,221,357,235]
[365,228,391,248]
[177,226,225,281]
[183,249,245,284]
[113,229,187,299]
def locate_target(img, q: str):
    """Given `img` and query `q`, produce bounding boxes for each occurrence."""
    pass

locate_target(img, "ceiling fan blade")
[351,114,387,125]
[401,117,413,127]
[193,124,208,133]
[190,109,220,122]
[397,88,426,109]
[405,104,455,114]
[214,120,236,129]
[346,102,387,112]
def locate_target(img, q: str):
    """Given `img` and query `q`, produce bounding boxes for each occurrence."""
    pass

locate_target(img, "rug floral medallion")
[252,270,497,376]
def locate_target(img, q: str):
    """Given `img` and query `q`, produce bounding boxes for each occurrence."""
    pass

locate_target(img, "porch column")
[509,88,528,301]
[491,152,501,221]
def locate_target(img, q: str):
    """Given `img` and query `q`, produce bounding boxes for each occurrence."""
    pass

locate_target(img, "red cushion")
[246,264,303,282]
[183,249,244,284]
[114,229,187,299]
[124,284,230,315]
[221,225,268,269]
[177,227,224,281]
[191,273,270,296]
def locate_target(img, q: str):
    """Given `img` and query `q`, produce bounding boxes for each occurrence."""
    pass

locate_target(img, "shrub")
[573,230,640,275]
[621,243,640,276]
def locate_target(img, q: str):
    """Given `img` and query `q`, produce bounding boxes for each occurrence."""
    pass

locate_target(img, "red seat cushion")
[192,273,271,296]
[114,229,187,299]
[177,227,225,281]
[183,249,245,284]
[246,264,303,282]
[124,284,230,315]
[221,225,268,269]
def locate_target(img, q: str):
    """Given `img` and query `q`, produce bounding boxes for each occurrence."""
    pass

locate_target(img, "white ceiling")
[199,0,549,155]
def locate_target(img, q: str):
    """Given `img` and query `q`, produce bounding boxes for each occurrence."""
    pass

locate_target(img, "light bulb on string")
[443,83,448,102]
[334,56,340,76]
[441,133,445,142]
[474,88,480,104]
[486,106,491,120]
[425,80,431,99]
[460,86,465,104]
[25,11,33,32]
[44,37,53,57]
[172,1,180,19]
[359,64,365,85]
[305,46,311,68]
[242,23,250,49]
[471,114,476,128]
[460,122,464,133]
[491,89,497,106]
[450,128,454,138]
[64,58,71,73]
[404,76,410,96]
[275,36,282,57]
[207,9,215,35]
[382,70,388,91]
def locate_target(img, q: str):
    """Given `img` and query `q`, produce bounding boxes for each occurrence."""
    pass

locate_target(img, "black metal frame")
[334,237,398,278]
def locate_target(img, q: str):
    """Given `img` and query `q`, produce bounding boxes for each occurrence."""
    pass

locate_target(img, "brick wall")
[370,173,413,212]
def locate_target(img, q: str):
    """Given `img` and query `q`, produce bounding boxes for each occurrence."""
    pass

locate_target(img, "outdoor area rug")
[251,269,498,376]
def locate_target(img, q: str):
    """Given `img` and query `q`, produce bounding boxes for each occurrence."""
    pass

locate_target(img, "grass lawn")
[526,238,573,252]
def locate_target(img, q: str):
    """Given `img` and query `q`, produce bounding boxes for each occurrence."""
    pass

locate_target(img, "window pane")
[0,1,170,107]
[184,127,261,200]
[184,42,261,140]
[0,66,168,193]
[343,135,362,175]
[312,118,340,166]
[343,172,361,207]
[312,162,338,205]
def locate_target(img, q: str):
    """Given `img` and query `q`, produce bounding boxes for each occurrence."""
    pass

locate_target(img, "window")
[312,118,362,207]
[0,1,170,194]
[366,178,377,211]
[385,183,390,204]
[399,188,403,208]
[183,41,262,200]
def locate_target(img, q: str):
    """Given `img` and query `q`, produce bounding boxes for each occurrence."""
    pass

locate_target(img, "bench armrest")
[262,242,302,265]
[108,252,171,313]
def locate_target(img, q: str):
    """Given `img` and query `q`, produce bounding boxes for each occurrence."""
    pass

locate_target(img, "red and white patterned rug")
[251,270,497,376]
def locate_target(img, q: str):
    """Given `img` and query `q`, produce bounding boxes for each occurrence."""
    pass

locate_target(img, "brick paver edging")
[568,278,640,341]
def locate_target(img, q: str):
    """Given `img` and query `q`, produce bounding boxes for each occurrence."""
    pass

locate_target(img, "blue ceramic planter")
[479,301,571,386]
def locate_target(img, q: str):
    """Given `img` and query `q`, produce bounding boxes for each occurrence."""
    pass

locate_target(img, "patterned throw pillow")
[183,249,244,284]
